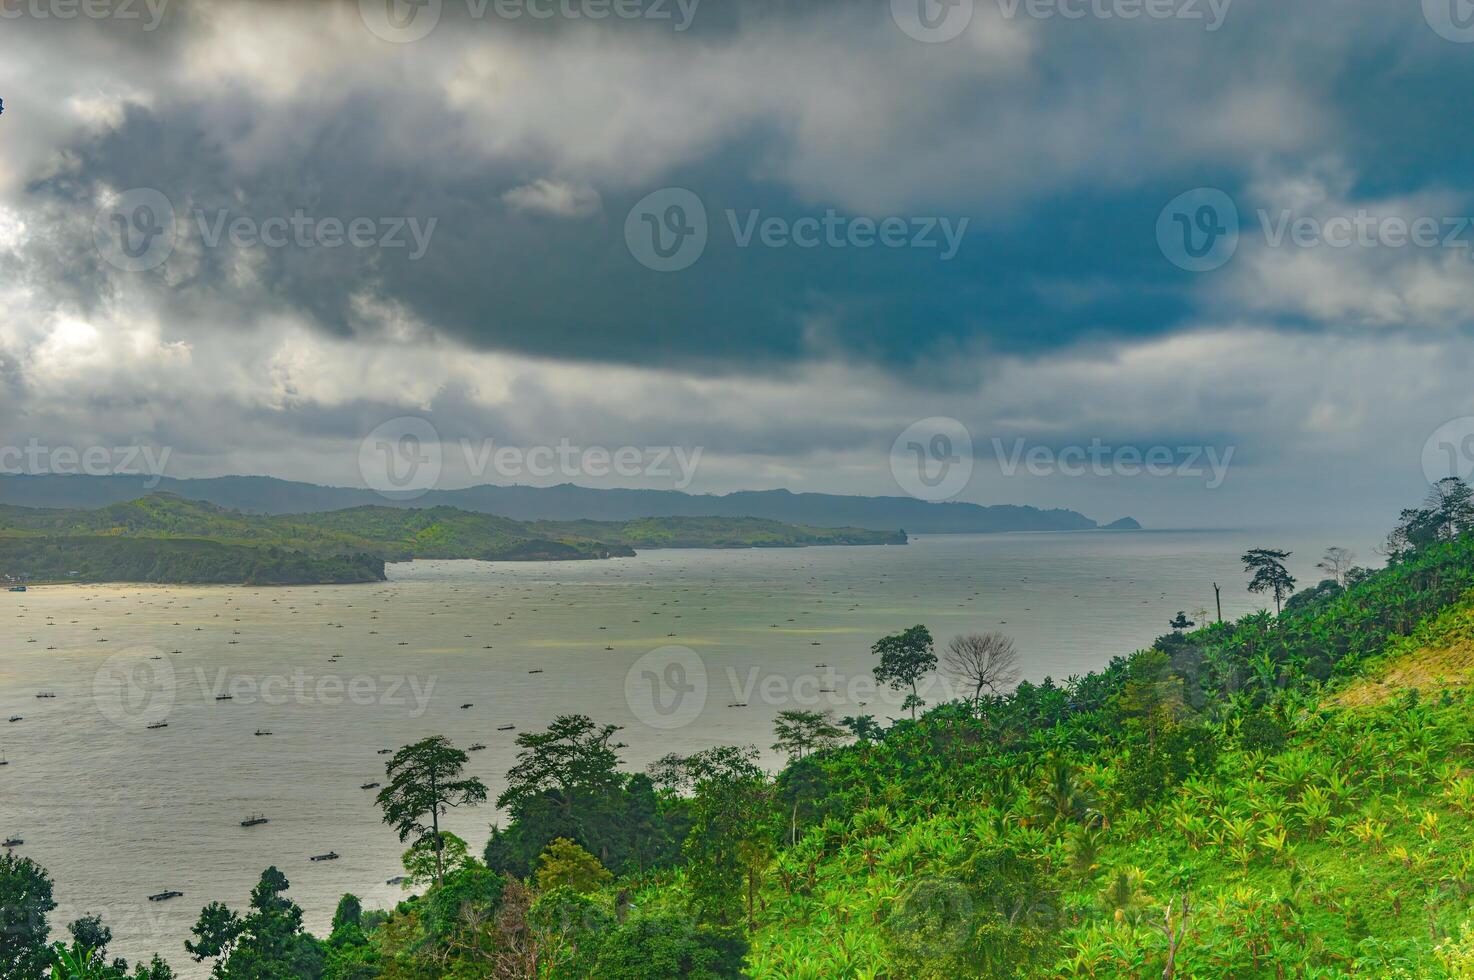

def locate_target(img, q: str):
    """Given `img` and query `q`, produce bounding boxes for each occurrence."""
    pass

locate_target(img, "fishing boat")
[146,722,168,730]
[148,891,183,902]
[460,703,474,710]
[468,743,486,752]
[3,837,22,847]
[240,814,268,828]
[528,669,543,674]
[310,851,340,862]
[376,748,392,755]
[254,729,272,736]
[215,695,233,701]
[35,693,56,699]
[497,724,515,731]
[361,782,380,790]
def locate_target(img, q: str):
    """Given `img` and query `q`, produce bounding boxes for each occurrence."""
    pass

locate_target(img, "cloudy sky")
[2,0,1473,528]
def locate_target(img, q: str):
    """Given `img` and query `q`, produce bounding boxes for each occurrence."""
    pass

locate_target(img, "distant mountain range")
[0,474,1139,533]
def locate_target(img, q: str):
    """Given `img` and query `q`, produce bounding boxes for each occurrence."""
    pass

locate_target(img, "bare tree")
[1316,546,1356,587]
[943,632,1021,708]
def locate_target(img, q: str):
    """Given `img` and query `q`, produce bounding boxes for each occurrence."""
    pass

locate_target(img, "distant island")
[0,494,905,585]
[0,474,1138,534]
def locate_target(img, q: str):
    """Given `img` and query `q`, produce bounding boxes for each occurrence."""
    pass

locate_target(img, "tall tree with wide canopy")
[871,624,938,719]
[377,736,488,887]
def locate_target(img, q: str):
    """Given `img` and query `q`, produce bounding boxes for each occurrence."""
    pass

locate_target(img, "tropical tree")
[1242,548,1296,615]
[1,852,57,980]
[376,736,488,887]
[770,709,844,761]
[535,838,613,894]
[872,625,938,719]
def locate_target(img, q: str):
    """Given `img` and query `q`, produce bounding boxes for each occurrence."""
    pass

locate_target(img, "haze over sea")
[0,528,1377,973]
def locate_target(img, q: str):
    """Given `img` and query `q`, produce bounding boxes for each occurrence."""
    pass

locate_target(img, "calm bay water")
[0,529,1377,972]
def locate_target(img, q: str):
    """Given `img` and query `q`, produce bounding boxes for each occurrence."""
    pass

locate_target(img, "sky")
[1,0,1473,529]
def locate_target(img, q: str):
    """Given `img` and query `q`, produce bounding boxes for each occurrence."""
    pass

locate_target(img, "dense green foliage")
[0,535,386,585]
[0,493,904,584]
[14,486,1474,976]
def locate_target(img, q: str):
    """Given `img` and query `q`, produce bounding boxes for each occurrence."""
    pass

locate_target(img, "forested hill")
[10,482,1474,978]
[0,493,904,584]
[0,473,1133,533]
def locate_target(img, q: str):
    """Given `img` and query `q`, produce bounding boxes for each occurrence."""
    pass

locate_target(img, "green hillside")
[0,494,905,585]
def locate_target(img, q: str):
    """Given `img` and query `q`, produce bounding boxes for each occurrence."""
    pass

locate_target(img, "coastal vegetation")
[10,481,1474,976]
[0,494,905,585]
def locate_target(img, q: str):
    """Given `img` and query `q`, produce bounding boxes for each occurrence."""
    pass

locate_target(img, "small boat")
[240,814,268,828]
[460,703,474,710]
[528,669,543,675]
[3,837,22,848]
[386,875,408,886]
[148,891,183,902]
[496,724,514,731]
[468,743,486,752]
[8,586,26,593]
[35,693,56,699]
[146,722,168,730]
[0,757,8,766]
[310,851,339,862]
[254,730,272,736]
[215,695,233,701]
[376,749,392,755]
[361,782,380,790]
[7,716,21,723]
